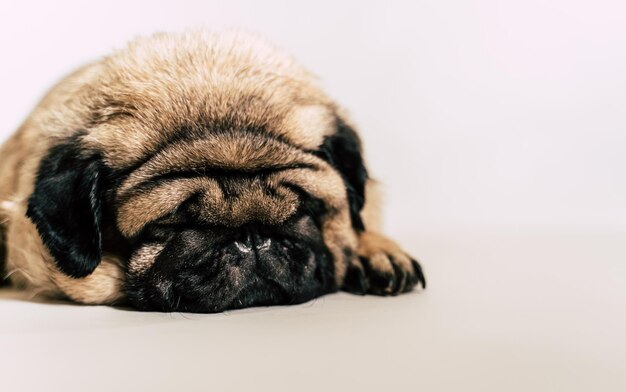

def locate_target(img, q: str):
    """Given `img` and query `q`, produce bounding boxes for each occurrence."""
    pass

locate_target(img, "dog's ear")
[315,117,369,231]
[26,135,106,278]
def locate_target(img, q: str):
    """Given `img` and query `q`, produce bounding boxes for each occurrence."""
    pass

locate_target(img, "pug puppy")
[0,30,425,312]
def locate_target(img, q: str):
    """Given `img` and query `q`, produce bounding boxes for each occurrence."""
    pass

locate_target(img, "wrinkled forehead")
[113,132,348,238]
[82,90,336,169]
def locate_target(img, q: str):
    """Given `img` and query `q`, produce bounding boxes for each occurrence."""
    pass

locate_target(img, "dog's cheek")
[52,256,124,304]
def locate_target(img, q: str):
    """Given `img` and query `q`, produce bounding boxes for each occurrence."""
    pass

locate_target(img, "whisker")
[4,267,35,284]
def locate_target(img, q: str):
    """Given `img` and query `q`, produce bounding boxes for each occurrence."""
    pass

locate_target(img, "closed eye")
[280,182,328,225]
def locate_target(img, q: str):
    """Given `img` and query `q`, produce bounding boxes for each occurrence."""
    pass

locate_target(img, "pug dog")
[0,30,425,312]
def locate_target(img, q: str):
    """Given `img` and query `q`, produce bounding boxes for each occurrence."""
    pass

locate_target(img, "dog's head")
[26,31,368,312]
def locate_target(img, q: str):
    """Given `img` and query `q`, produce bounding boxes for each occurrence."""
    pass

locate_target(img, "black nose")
[233,230,272,255]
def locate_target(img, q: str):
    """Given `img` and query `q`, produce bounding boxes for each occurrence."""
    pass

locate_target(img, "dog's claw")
[411,258,426,289]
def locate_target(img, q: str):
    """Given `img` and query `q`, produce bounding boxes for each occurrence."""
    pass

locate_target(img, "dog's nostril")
[233,231,255,253]
[234,241,253,253]
[256,238,272,251]
[232,229,273,254]
[249,231,272,252]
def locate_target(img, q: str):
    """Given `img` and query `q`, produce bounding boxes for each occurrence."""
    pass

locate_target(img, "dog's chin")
[124,217,337,313]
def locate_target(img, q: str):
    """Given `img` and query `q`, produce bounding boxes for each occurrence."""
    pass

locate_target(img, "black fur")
[26,135,107,278]
[341,264,367,294]
[343,256,426,296]
[314,117,368,231]
[125,212,336,312]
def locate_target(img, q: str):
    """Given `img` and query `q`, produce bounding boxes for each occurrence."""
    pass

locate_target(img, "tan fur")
[81,30,334,168]
[361,179,384,232]
[0,29,419,305]
[128,244,165,275]
[52,256,124,304]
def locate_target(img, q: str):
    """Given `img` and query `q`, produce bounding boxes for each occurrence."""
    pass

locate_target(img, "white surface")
[1,230,625,391]
[1,1,626,391]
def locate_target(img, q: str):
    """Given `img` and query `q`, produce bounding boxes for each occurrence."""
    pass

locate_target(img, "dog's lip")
[223,273,293,310]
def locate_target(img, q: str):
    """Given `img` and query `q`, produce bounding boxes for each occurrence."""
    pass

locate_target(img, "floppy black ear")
[26,136,106,278]
[315,118,369,231]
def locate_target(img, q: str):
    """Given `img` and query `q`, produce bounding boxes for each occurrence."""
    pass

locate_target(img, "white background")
[1,1,625,391]
[2,0,625,233]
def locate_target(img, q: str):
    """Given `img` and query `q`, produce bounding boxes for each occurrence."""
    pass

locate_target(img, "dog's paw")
[342,232,425,295]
